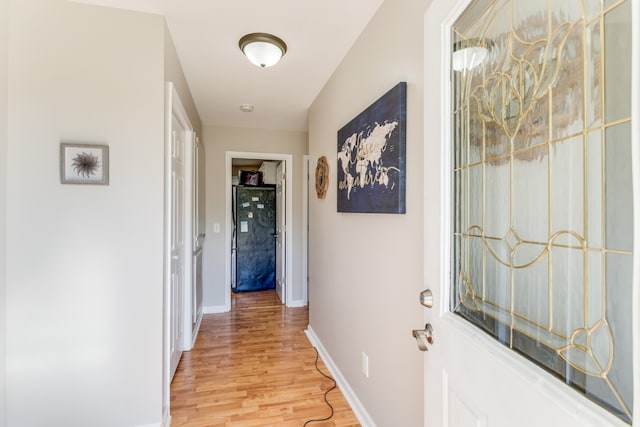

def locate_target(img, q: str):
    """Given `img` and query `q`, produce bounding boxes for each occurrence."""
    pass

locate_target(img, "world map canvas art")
[337,82,406,213]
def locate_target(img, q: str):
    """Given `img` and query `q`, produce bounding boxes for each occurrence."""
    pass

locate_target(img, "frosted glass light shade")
[452,38,491,72]
[239,33,287,68]
[452,46,488,71]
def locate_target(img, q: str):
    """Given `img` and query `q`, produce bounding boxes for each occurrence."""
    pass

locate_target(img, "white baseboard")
[203,305,229,314]
[287,299,308,308]
[161,406,171,427]
[305,326,376,427]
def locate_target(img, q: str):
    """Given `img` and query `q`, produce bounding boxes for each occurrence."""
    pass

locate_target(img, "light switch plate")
[361,352,369,378]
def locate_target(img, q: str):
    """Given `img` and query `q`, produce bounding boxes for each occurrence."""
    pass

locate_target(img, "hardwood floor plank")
[170,290,361,426]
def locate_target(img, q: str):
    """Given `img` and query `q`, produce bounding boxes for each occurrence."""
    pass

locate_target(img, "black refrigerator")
[232,185,276,292]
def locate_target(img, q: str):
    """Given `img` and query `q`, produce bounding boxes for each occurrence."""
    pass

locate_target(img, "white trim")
[287,299,306,308]
[437,0,459,318]
[302,155,309,306]
[162,82,173,424]
[631,0,640,420]
[182,131,194,351]
[203,305,228,314]
[191,311,203,349]
[305,326,376,427]
[162,82,172,425]
[161,406,171,427]
[224,151,294,308]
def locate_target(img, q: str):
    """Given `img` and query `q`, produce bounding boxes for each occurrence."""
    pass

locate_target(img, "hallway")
[170,291,360,426]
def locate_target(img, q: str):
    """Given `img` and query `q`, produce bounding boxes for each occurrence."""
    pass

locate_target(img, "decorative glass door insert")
[451,0,633,422]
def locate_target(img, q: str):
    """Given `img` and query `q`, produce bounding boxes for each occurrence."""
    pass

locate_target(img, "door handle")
[412,323,434,351]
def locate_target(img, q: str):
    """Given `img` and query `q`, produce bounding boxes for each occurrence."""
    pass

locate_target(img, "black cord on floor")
[304,347,337,426]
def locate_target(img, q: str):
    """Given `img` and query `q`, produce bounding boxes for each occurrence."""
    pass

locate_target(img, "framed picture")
[60,143,109,185]
[337,82,406,213]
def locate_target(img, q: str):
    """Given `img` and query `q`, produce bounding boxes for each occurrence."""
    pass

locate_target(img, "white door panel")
[169,114,186,380]
[421,0,637,425]
[165,83,194,391]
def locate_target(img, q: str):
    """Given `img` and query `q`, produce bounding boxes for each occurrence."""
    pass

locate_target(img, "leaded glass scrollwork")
[451,0,633,422]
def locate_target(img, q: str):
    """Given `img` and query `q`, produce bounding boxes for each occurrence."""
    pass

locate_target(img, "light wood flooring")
[170,290,361,426]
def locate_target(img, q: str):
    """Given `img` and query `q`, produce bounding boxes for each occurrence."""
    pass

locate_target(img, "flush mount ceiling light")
[452,38,492,72]
[239,33,287,68]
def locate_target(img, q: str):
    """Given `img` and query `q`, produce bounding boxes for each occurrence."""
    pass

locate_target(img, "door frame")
[633,0,640,419]
[302,155,309,305]
[423,0,640,424]
[275,161,286,303]
[225,151,294,309]
[191,135,204,346]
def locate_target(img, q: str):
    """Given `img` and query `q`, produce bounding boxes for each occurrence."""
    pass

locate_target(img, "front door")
[421,0,636,425]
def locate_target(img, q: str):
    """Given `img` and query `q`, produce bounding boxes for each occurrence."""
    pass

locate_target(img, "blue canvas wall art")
[337,82,407,213]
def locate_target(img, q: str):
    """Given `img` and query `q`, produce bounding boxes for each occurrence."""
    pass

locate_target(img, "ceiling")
[71,0,384,132]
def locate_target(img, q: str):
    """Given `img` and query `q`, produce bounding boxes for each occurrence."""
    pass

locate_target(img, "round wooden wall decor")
[315,156,329,199]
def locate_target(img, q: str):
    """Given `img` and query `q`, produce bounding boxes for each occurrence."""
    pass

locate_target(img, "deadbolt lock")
[420,289,433,308]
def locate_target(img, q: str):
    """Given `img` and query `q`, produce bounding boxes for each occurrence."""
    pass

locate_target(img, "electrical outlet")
[361,352,369,378]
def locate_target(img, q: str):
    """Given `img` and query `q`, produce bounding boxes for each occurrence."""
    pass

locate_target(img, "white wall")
[7,1,165,425]
[307,0,430,425]
[164,25,202,140]
[202,125,307,309]
[0,0,8,424]
[164,20,205,257]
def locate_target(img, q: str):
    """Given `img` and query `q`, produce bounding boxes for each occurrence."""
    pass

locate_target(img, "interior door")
[170,112,186,379]
[275,161,286,304]
[420,0,637,426]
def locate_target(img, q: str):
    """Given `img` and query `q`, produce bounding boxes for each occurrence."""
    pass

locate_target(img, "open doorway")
[225,152,293,310]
